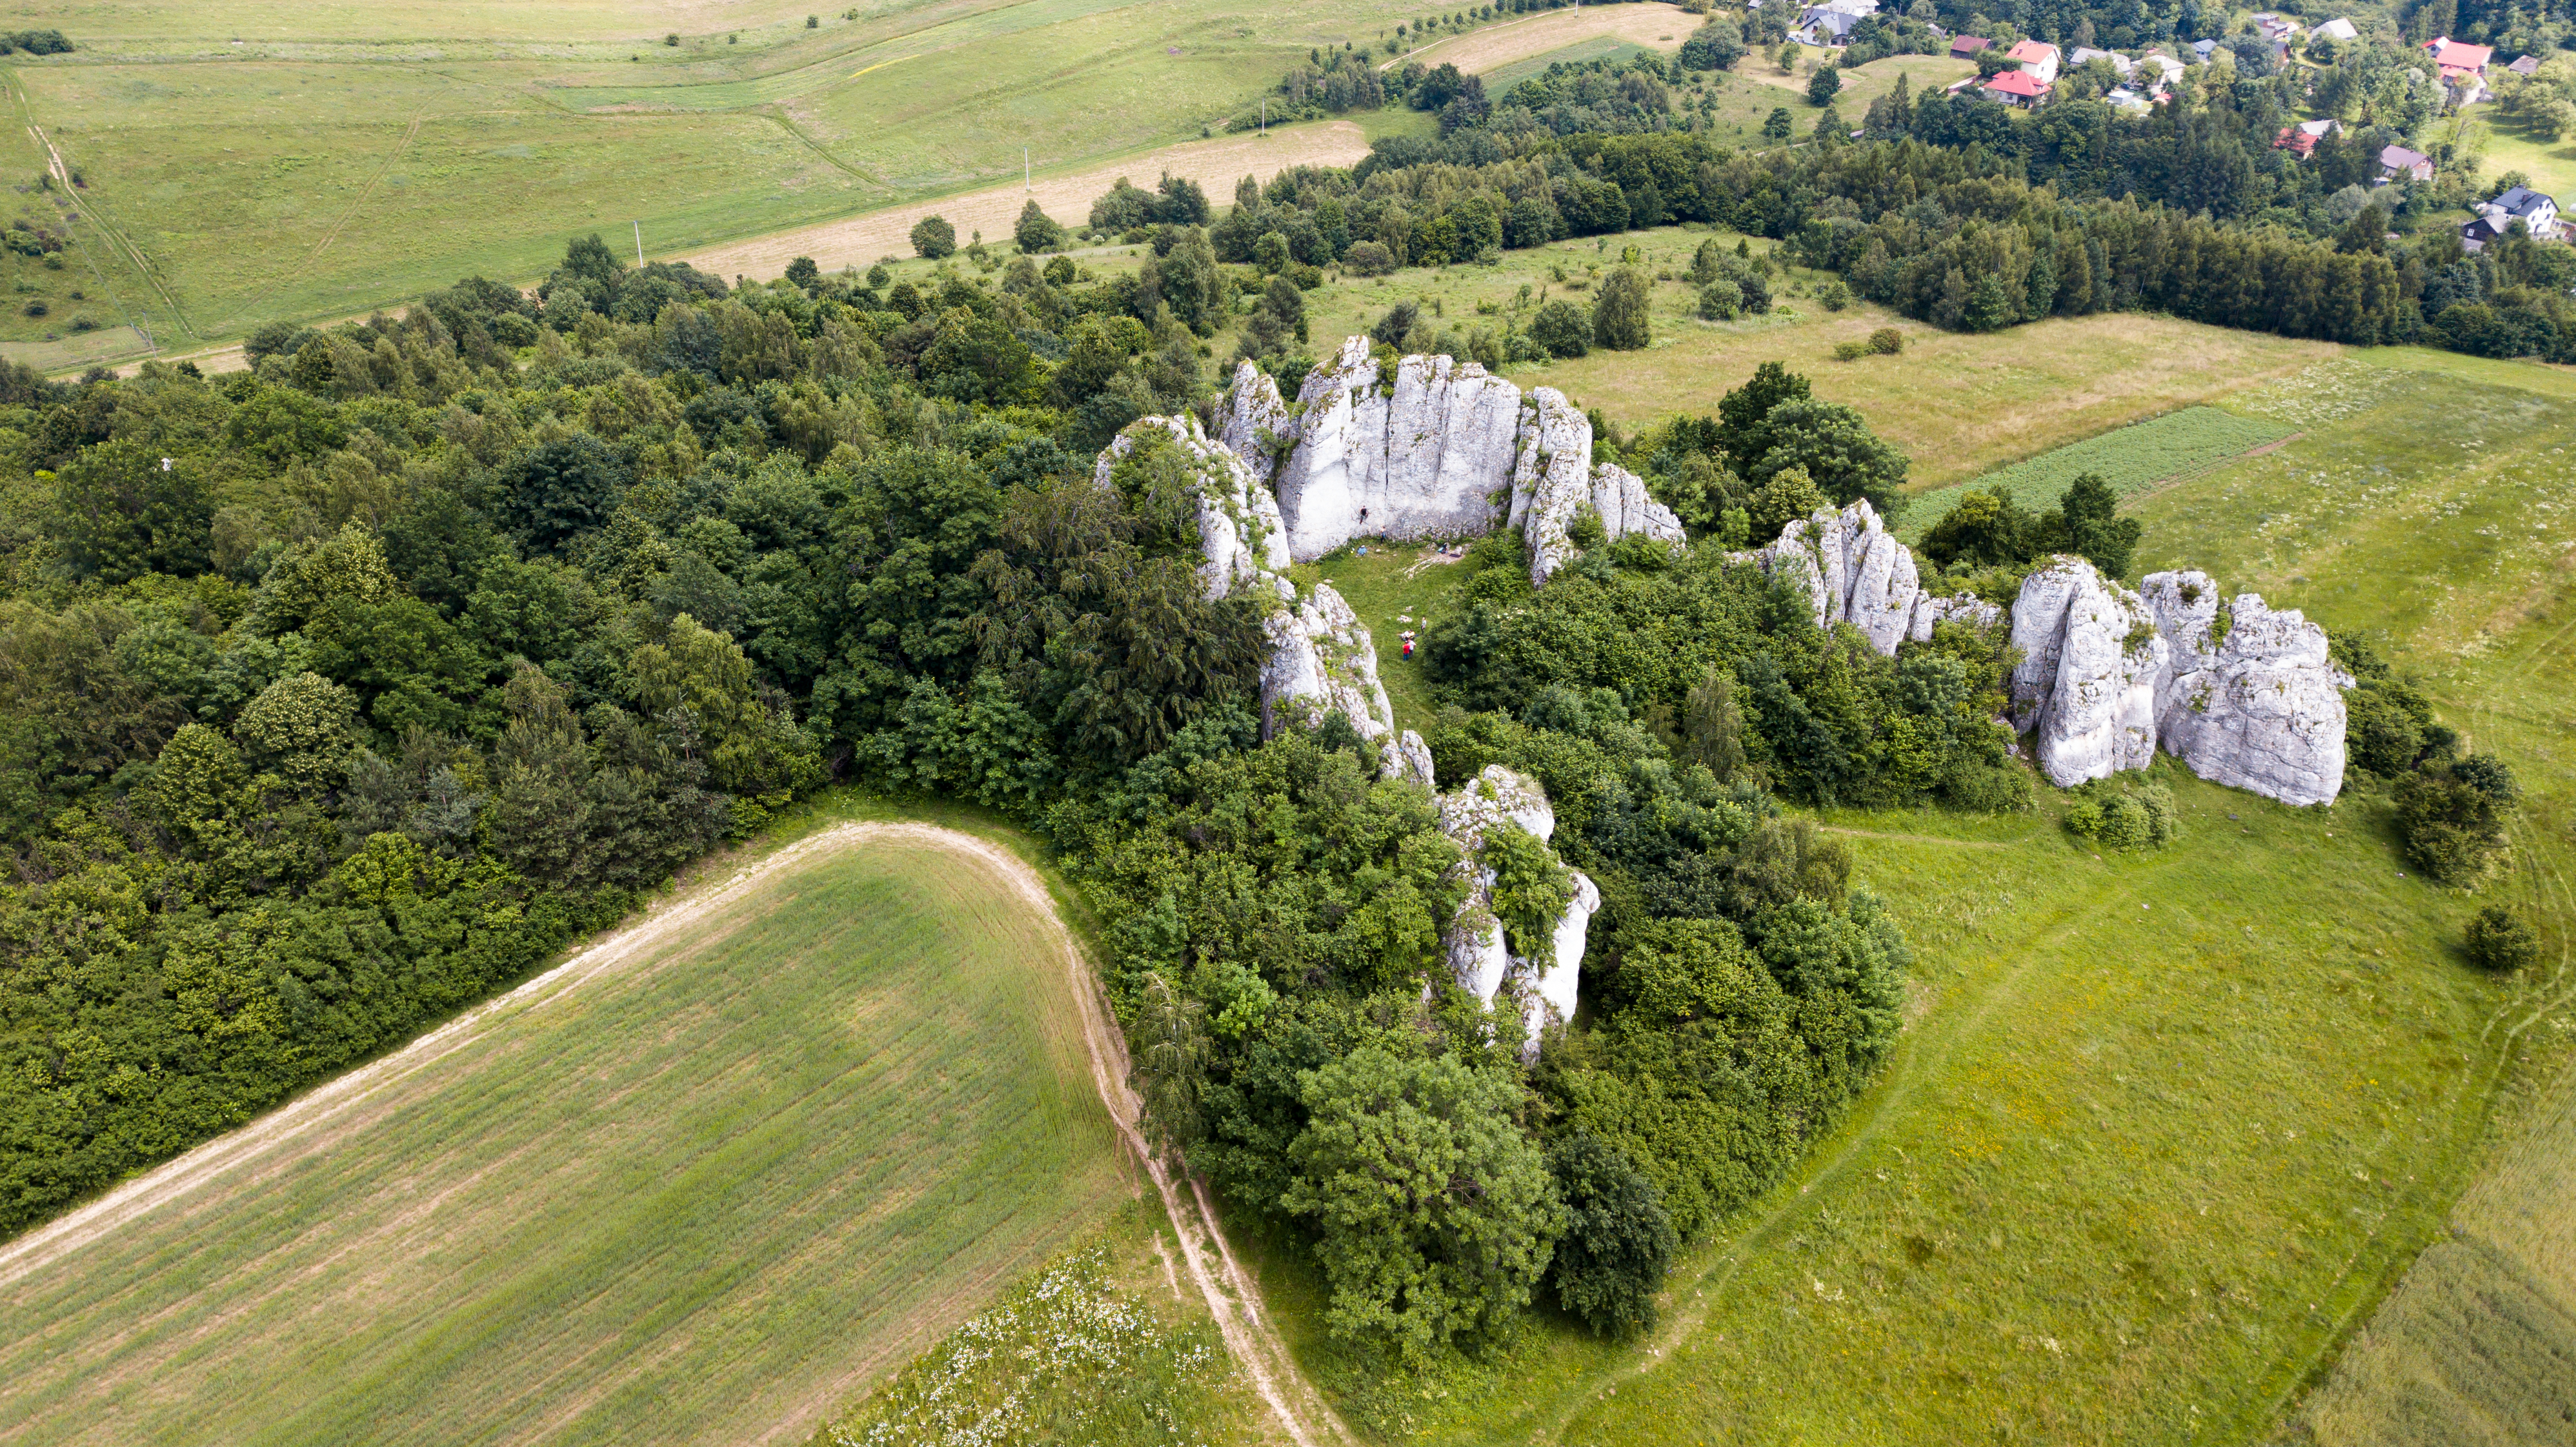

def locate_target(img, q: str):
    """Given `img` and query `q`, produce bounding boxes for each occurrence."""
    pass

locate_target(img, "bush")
[1343,239,1396,276]
[1698,278,1742,320]
[1013,199,1066,254]
[491,312,540,348]
[2395,765,2511,884]
[1544,1132,1676,1337]
[1816,278,1849,311]
[1832,339,1868,361]
[2466,906,2539,971]
[1868,327,1904,354]
[1591,267,1651,351]
[2065,782,2177,850]
[1941,760,2033,813]
[1529,297,1591,358]
[909,214,957,259]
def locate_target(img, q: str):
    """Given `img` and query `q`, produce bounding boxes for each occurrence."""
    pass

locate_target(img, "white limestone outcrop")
[1746,501,2000,654]
[1225,338,1683,583]
[1097,414,1431,787]
[1433,765,1591,1049]
[2007,557,2168,786]
[1092,412,1288,599]
[2138,571,2347,805]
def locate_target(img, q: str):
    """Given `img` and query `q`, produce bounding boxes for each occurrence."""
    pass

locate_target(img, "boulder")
[2008,558,2168,785]
[2139,571,2347,805]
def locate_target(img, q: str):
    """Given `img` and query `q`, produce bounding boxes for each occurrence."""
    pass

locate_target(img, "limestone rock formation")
[2138,570,2347,805]
[1434,765,1592,1049]
[1747,501,2000,655]
[2008,558,2169,786]
[1092,412,1288,600]
[1225,338,1683,582]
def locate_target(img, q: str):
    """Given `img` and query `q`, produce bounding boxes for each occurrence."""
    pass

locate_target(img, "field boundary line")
[207,112,425,338]
[0,818,1348,1446]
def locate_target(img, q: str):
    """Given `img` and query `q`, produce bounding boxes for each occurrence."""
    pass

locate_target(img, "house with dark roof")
[1949,34,1989,59]
[2509,54,2540,76]
[2377,144,2433,183]
[2461,186,2560,250]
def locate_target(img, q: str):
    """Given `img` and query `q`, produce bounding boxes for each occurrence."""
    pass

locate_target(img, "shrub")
[1013,199,1065,255]
[1833,339,1868,361]
[1343,239,1396,276]
[1529,297,1591,358]
[2466,906,2539,971]
[1591,267,1651,350]
[1816,278,1850,311]
[1869,327,1904,354]
[1698,277,1742,320]
[1545,1132,1676,1337]
[909,214,957,259]
[1942,760,2033,813]
[2065,782,2177,850]
[21,300,43,318]
[2395,765,2511,884]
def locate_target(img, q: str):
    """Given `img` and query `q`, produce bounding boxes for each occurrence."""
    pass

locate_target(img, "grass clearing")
[1240,221,2340,488]
[1385,4,1693,78]
[1897,405,2297,541]
[1225,346,2576,1444]
[1294,545,1469,736]
[0,811,1151,1447]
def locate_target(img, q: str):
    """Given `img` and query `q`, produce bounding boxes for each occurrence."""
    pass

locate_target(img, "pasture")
[1896,405,2297,541]
[0,817,1151,1447]
[1223,218,2340,488]
[0,0,1612,363]
[1232,348,2576,1444]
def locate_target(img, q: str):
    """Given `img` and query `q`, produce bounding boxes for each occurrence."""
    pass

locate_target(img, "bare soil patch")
[683,121,1371,284]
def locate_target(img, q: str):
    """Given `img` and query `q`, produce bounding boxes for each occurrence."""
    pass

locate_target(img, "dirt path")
[1384,3,1693,76]
[0,820,1346,1446]
[681,121,1371,283]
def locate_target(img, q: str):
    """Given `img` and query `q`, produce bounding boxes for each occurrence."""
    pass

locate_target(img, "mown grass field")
[0,809,1149,1447]
[1897,405,2298,542]
[0,0,1638,361]
[1229,347,2576,1445]
[1218,214,2341,489]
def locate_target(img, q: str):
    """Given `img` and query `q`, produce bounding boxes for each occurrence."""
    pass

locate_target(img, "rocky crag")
[1736,503,2348,805]
[2008,558,2348,804]
[1745,500,2000,654]
[1218,339,1685,585]
[1434,765,1597,1053]
[1096,406,1591,1040]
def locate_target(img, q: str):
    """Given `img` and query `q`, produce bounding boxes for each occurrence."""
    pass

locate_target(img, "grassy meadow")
[0,803,1182,1447]
[1189,216,2341,489]
[1896,405,2298,541]
[0,0,1685,363]
[1220,347,2576,1445]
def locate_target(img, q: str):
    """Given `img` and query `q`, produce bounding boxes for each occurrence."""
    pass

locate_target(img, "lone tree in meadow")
[1591,266,1652,351]
[909,214,957,259]
[1014,200,1066,254]
[1807,63,1842,106]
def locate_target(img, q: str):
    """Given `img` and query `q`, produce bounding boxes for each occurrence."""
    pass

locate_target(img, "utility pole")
[633,220,644,267]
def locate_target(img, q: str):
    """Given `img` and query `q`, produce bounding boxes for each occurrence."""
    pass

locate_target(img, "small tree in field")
[909,214,957,259]
[1013,199,1066,254]
[1807,65,1842,105]
[1591,267,1651,350]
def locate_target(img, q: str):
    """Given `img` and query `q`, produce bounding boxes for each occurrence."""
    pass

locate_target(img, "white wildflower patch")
[829,1248,1230,1447]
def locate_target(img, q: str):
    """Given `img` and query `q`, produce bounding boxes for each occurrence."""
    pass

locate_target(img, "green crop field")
[1221,347,2576,1445]
[0,814,1153,1447]
[1897,405,2298,541]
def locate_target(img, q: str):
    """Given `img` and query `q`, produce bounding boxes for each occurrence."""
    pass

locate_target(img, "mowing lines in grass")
[1897,405,2295,542]
[0,831,1127,1447]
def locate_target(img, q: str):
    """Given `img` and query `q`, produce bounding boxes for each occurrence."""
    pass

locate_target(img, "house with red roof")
[1981,68,2053,106]
[2004,38,2060,82]
[1949,34,1990,59]
[2273,117,2339,159]
[2424,36,2493,79]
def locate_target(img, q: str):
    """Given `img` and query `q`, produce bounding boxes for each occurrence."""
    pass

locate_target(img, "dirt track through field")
[0,820,1345,1446]
[681,122,1371,284]
[1385,2,1691,75]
